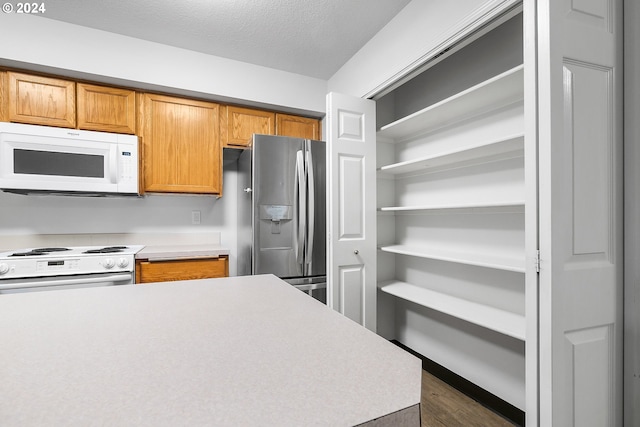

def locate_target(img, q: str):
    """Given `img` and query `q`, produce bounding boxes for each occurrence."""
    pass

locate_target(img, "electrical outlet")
[191,210,201,225]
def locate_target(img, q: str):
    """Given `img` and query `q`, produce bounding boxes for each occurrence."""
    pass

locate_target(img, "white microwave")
[0,122,139,196]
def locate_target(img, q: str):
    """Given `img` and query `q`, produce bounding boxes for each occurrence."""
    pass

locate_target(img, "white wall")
[327,0,519,98]
[0,14,327,115]
[0,164,239,274]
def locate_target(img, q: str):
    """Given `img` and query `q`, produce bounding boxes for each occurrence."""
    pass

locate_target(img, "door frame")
[624,0,640,424]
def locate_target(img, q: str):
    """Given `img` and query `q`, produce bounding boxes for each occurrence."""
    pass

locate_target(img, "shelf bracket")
[535,250,541,273]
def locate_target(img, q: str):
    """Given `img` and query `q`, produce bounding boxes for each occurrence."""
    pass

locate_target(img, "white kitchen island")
[0,274,421,426]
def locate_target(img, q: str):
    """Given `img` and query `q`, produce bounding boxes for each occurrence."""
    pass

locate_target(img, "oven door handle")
[0,273,133,291]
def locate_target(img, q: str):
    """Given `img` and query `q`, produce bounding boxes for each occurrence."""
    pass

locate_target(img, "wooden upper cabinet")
[77,83,136,134]
[221,105,275,147]
[276,113,321,140]
[0,71,6,122]
[139,93,221,195]
[7,72,76,128]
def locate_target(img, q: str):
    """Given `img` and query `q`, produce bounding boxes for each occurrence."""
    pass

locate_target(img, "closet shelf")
[377,65,524,142]
[379,200,525,212]
[377,134,524,176]
[379,244,526,273]
[378,280,526,340]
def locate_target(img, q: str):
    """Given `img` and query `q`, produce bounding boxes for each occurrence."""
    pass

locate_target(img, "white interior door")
[325,92,376,331]
[536,0,623,425]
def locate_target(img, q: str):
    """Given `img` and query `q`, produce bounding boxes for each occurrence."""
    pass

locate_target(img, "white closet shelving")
[379,244,525,273]
[378,280,525,340]
[377,133,524,176]
[377,65,523,142]
[376,63,526,341]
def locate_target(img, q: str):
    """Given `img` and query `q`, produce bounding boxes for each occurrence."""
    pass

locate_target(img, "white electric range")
[0,245,144,294]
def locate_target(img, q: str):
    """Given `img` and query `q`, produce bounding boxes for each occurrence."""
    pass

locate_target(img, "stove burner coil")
[9,247,71,257]
[9,251,46,257]
[82,246,128,254]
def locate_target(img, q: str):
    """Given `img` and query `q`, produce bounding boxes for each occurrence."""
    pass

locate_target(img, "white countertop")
[135,244,230,261]
[0,275,421,426]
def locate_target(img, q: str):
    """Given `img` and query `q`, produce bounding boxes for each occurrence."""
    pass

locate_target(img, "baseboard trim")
[391,340,525,426]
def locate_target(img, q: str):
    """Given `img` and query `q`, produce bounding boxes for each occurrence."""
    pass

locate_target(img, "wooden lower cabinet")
[135,257,229,284]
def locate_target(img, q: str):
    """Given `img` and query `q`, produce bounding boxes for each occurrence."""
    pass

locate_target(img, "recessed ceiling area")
[35,0,412,80]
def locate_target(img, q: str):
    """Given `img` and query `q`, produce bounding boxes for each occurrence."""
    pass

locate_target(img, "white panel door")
[536,0,623,425]
[326,92,377,331]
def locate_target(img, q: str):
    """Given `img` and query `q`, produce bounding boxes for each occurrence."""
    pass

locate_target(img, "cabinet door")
[276,113,320,139]
[77,83,136,134]
[221,105,274,147]
[140,93,221,194]
[0,71,6,122]
[7,72,76,128]
[136,257,229,283]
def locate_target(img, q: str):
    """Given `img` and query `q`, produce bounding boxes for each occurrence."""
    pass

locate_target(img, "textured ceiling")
[36,0,412,79]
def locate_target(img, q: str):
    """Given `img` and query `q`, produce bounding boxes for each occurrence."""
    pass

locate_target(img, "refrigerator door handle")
[305,147,315,270]
[294,150,306,266]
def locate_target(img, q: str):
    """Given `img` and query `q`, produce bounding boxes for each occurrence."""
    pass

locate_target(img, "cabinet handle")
[354,250,359,255]
[243,188,252,193]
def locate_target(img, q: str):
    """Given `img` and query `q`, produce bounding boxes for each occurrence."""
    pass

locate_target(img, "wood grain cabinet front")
[77,83,136,134]
[275,113,320,140]
[0,71,6,122]
[139,93,222,195]
[221,105,275,148]
[135,257,229,284]
[7,72,76,128]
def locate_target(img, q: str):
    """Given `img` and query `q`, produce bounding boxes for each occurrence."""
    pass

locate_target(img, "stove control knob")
[0,263,8,275]
[103,258,115,269]
[117,258,129,268]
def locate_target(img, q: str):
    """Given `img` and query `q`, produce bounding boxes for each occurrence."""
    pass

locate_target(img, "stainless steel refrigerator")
[238,134,326,302]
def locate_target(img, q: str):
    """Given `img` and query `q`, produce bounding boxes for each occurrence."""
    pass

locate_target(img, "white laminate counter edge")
[135,244,230,261]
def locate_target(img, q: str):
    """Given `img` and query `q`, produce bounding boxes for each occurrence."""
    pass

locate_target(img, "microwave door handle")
[305,147,315,270]
[109,145,118,183]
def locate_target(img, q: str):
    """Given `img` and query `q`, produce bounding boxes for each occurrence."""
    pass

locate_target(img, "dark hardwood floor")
[421,370,516,426]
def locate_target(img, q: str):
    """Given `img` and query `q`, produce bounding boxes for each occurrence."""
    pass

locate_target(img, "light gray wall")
[0,13,327,115]
[0,165,238,240]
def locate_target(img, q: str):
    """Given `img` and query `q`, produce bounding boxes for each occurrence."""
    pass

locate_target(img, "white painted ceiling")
[37,0,412,80]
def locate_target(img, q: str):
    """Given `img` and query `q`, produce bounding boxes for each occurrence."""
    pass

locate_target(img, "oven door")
[0,272,134,294]
[0,129,120,193]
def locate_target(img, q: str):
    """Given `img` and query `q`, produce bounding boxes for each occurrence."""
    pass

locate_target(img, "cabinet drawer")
[136,257,228,283]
